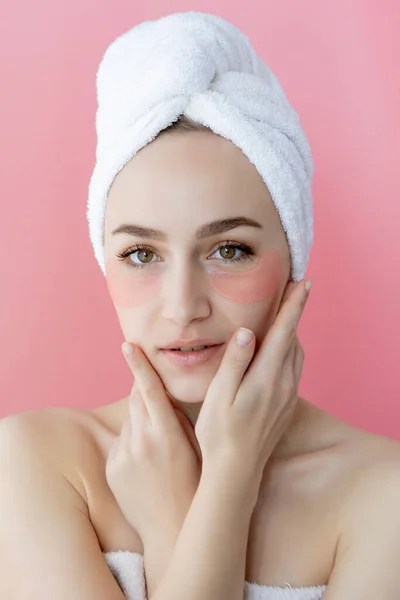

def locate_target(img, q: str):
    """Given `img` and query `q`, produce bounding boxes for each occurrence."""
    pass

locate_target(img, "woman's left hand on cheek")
[105,342,202,545]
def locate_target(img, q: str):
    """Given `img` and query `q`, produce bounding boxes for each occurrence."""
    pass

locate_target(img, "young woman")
[1,13,400,600]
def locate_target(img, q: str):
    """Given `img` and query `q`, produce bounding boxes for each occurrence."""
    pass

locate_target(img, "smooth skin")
[1,130,400,599]
[106,278,310,599]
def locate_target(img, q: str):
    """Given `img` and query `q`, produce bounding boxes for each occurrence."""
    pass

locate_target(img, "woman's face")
[103,130,291,404]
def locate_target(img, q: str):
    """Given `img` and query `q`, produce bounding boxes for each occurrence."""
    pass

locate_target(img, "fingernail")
[305,279,312,293]
[122,342,135,357]
[236,328,253,347]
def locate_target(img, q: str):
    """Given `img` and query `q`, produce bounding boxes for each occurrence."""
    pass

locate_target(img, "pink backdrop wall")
[1,1,399,439]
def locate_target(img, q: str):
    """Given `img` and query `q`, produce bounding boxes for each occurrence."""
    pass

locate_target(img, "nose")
[160,260,211,326]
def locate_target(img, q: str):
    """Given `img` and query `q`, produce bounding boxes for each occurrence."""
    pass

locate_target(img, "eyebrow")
[111,216,263,241]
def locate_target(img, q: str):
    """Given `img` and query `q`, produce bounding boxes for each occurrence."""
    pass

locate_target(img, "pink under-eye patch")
[105,248,282,308]
[208,249,282,303]
[105,259,162,308]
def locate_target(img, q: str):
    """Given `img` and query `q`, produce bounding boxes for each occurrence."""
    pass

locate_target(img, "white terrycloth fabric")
[104,551,327,599]
[87,11,314,282]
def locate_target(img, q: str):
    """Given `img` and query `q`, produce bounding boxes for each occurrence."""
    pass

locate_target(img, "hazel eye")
[116,240,255,270]
[133,249,154,264]
[216,245,238,260]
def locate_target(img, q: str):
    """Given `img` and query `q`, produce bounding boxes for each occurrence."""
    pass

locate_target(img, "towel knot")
[88,11,314,281]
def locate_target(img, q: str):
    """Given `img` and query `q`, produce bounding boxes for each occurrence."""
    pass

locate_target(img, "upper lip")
[160,339,224,350]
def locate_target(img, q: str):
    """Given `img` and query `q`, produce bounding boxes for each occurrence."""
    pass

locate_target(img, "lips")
[163,344,221,352]
[160,339,223,350]
[160,343,224,366]
[169,345,216,351]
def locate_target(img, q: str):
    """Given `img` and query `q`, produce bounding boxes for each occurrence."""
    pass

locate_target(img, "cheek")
[209,249,283,303]
[105,259,162,308]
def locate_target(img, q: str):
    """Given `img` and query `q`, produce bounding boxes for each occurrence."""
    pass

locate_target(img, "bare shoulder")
[336,418,400,512]
[332,413,400,485]
[307,406,400,539]
[0,410,132,598]
[269,401,400,546]
[0,404,143,554]
[319,415,400,591]
[297,400,400,479]
[0,407,103,507]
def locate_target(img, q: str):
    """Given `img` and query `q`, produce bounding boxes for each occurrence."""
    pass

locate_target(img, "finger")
[282,333,299,378]
[271,279,311,344]
[245,278,311,379]
[122,342,177,430]
[202,327,256,410]
[279,338,297,396]
[282,334,304,387]
[277,336,304,410]
[293,336,305,384]
[278,279,297,310]
[128,384,149,433]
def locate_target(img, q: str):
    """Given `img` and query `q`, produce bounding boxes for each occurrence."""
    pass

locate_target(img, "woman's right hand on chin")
[195,278,312,495]
[105,346,202,547]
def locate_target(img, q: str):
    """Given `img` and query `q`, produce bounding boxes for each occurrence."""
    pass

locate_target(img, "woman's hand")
[195,278,311,496]
[105,345,202,546]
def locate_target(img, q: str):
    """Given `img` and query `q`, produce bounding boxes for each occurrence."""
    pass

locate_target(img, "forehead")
[104,131,282,239]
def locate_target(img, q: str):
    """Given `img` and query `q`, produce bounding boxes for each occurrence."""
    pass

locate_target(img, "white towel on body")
[104,551,327,600]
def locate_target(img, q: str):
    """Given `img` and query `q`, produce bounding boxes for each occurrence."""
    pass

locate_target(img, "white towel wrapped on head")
[87,11,314,282]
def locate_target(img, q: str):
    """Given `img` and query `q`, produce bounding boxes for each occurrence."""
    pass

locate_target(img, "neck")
[101,393,310,463]
[173,395,307,460]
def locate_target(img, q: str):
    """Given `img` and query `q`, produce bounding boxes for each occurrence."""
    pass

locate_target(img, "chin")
[165,376,210,404]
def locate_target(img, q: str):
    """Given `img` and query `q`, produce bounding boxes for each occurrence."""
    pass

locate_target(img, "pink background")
[1,1,399,439]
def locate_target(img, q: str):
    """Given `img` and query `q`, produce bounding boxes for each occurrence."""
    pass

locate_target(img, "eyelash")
[116,240,256,269]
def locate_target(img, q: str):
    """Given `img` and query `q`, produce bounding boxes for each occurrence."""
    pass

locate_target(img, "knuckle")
[230,353,250,373]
